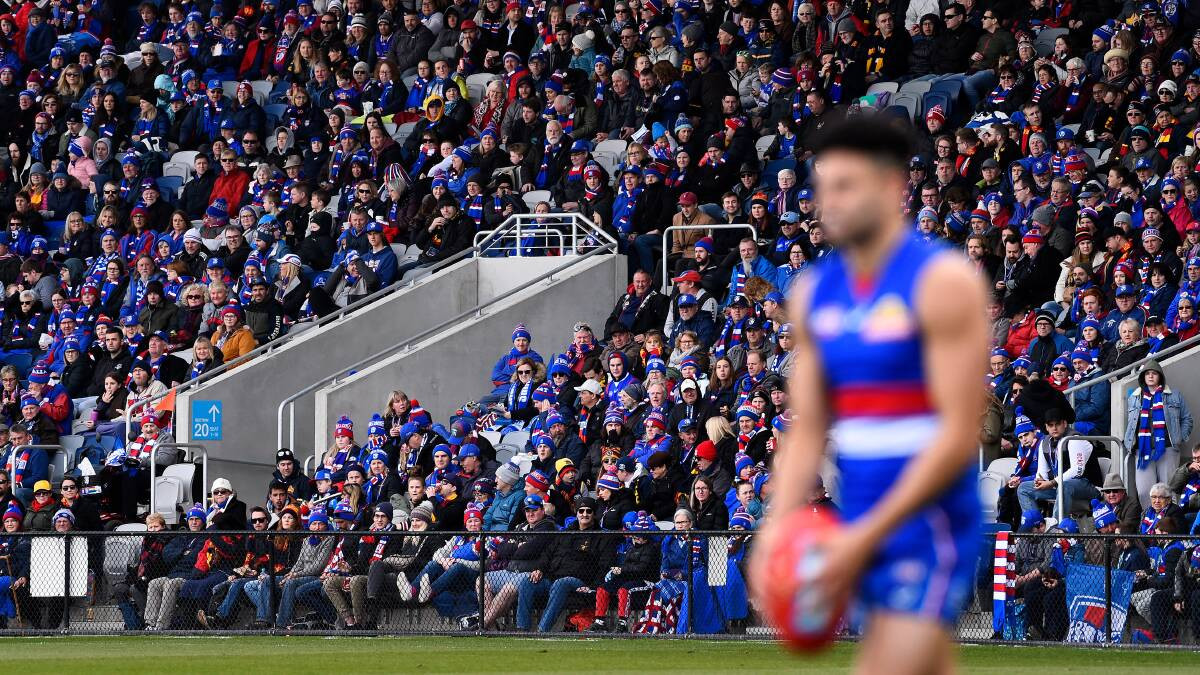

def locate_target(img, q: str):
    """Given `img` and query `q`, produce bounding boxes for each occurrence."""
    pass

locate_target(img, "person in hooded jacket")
[1125,360,1195,508]
[180,154,218,220]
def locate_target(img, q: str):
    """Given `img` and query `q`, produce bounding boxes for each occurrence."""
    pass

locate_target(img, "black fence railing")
[2,529,1198,644]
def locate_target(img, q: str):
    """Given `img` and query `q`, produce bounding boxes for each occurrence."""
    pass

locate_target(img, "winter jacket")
[541,522,616,585]
[494,515,557,572]
[288,534,335,577]
[485,486,524,531]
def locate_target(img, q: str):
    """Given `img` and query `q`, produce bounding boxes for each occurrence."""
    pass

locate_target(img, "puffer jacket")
[484,485,524,531]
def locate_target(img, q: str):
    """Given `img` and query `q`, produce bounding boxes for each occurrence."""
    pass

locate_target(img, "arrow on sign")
[208,404,221,419]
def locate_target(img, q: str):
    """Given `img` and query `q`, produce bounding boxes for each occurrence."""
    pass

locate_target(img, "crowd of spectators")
[0,0,1195,641]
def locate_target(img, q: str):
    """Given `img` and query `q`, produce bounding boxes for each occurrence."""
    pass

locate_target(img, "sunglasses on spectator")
[35,490,50,496]
[0,480,8,485]
[251,517,268,523]
[187,294,203,300]
[141,52,156,57]
[213,489,232,495]
[517,369,532,375]
[576,508,593,514]
[62,484,78,491]
[221,158,236,163]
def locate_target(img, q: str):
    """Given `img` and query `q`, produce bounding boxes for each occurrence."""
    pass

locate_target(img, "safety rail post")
[685,531,695,637]
[476,532,486,635]
[284,225,618,457]
[660,224,757,294]
[268,533,278,623]
[1103,537,1113,643]
[62,532,72,630]
[1054,435,1126,522]
[148,443,209,523]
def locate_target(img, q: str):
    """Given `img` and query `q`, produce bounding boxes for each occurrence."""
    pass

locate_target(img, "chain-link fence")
[959,532,1200,646]
[0,529,764,636]
[2,529,1199,642]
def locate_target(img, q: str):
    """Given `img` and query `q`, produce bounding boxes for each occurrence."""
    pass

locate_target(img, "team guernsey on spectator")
[0,0,1196,641]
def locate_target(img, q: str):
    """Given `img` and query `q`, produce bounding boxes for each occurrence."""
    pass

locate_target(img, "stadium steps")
[310,246,626,460]
[173,214,619,493]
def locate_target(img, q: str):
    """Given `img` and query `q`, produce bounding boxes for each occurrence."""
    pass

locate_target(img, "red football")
[761,507,846,651]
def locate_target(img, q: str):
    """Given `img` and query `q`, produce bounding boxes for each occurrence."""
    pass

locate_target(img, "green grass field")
[0,637,1197,673]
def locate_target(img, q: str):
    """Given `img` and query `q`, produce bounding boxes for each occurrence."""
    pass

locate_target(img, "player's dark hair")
[812,118,912,169]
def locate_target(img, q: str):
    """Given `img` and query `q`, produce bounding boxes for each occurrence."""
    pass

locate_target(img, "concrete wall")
[175,260,481,494]
[1109,349,1200,478]
[311,255,626,466]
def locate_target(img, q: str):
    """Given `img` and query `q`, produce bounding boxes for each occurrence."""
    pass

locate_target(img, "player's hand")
[748,513,791,608]
[811,522,874,611]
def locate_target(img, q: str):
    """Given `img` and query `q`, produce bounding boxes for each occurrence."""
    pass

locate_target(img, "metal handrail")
[1064,331,1200,396]
[13,444,65,483]
[287,236,619,469]
[473,212,616,255]
[659,224,757,294]
[1054,435,1125,522]
[130,213,597,445]
[148,442,209,522]
[473,227,566,256]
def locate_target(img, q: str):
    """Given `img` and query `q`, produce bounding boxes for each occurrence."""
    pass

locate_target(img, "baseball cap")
[574,379,603,396]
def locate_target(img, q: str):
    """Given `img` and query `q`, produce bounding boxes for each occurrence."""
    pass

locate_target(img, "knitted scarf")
[1182,473,1200,505]
[507,379,534,412]
[6,447,31,484]
[1141,506,1166,534]
[536,138,562,188]
[1014,433,1041,479]
[1136,386,1168,468]
[30,129,50,163]
[712,317,746,357]
[273,32,294,73]
[464,194,484,226]
[594,79,606,108]
[612,184,642,236]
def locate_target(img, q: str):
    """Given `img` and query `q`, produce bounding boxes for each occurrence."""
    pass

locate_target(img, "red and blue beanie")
[596,473,622,492]
[735,406,759,422]
[531,383,556,403]
[730,508,756,530]
[186,503,206,520]
[771,414,788,432]
[604,408,625,426]
[645,355,666,374]
[1021,229,1044,245]
[28,362,50,384]
[645,411,666,431]
[693,236,714,253]
[2,503,22,522]
[464,505,483,523]
[525,470,551,492]
[1080,315,1102,332]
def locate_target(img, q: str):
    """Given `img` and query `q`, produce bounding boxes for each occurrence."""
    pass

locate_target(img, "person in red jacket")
[209,150,251,210]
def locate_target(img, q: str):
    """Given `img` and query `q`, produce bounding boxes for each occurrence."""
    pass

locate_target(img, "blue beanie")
[512,323,531,341]
[1013,407,1036,437]
[1012,356,1034,372]
[1080,315,1101,332]
[399,422,421,439]
[186,503,206,520]
[734,453,754,475]
[367,414,386,436]
[366,449,388,465]
[730,509,756,530]
[308,511,329,527]
[533,433,557,455]
[1051,354,1072,372]
[1058,518,1079,534]
[206,198,229,221]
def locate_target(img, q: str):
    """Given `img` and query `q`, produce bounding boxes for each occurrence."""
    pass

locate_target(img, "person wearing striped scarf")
[1125,361,1194,508]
